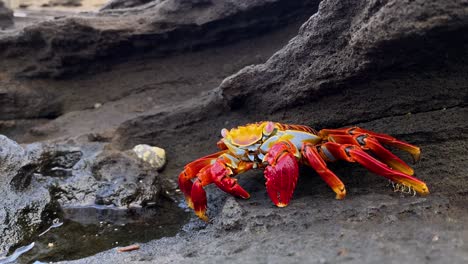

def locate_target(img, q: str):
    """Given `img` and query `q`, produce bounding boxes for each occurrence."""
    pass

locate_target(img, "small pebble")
[94,103,102,109]
[47,243,54,248]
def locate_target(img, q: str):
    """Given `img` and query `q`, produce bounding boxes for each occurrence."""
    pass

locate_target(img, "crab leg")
[178,151,228,209]
[263,141,300,207]
[191,154,252,221]
[326,133,414,175]
[320,142,429,195]
[318,127,421,162]
[191,178,210,221]
[301,143,346,199]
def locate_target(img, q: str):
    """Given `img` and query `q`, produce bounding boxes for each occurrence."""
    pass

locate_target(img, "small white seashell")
[132,144,166,170]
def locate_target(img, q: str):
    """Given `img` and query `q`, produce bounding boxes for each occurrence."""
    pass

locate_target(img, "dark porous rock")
[0,136,168,255]
[0,82,63,120]
[47,0,82,7]
[91,148,161,207]
[218,0,468,113]
[0,0,319,78]
[0,136,51,255]
[0,1,13,29]
[214,197,245,231]
[35,141,165,208]
[100,0,155,10]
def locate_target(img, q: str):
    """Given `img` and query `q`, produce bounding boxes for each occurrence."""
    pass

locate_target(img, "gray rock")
[0,0,318,78]
[45,0,82,7]
[0,136,167,255]
[215,197,245,231]
[100,0,155,10]
[0,136,50,255]
[0,1,13,29]
[218,0,468,113]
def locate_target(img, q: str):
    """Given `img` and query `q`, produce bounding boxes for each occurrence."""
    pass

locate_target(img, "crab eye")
[263,122,275,136]
[221,128,229,138]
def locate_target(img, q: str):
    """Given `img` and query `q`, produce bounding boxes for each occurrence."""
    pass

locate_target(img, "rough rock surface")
[45,0,83,7]
[101,0,154,10]
[0,0,467,263]
[0,1,13,29]
[0,136,51,254]
[0,0,318,78]
[0,136,168,255]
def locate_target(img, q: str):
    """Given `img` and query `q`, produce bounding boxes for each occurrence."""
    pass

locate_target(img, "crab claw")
[211,160,250,199]
[264,142,299,207]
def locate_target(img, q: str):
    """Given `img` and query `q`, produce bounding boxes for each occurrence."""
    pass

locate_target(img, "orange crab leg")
[191,156,253,221]
[319,127,421,162]
[263,141,299,207]
[327,134,414,175]
[191,179,209,221]
[178,150,228,209]
[321,142,429,195]
[301,143,346,199]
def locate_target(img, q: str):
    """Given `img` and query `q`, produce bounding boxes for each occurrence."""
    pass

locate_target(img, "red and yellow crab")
[179,122,429,221]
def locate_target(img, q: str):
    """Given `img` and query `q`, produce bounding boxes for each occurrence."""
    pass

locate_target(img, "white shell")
[132,144,166,170]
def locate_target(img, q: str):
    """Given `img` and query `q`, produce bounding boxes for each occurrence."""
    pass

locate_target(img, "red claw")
[211,161,250,199]
[264,142,299,207]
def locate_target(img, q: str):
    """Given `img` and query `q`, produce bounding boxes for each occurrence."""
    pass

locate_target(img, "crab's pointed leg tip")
[195,210,209,222]
[420,184,430,196]
[335,192,346,200]
[276,202,289,208]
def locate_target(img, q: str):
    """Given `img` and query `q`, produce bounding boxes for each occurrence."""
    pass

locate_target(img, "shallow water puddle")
[8,201,189,263]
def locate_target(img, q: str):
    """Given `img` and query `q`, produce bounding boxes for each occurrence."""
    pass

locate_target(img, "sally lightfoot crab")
[178,122,429,221]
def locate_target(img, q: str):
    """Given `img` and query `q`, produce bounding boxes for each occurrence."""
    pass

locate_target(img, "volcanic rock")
[0,1,13,29]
